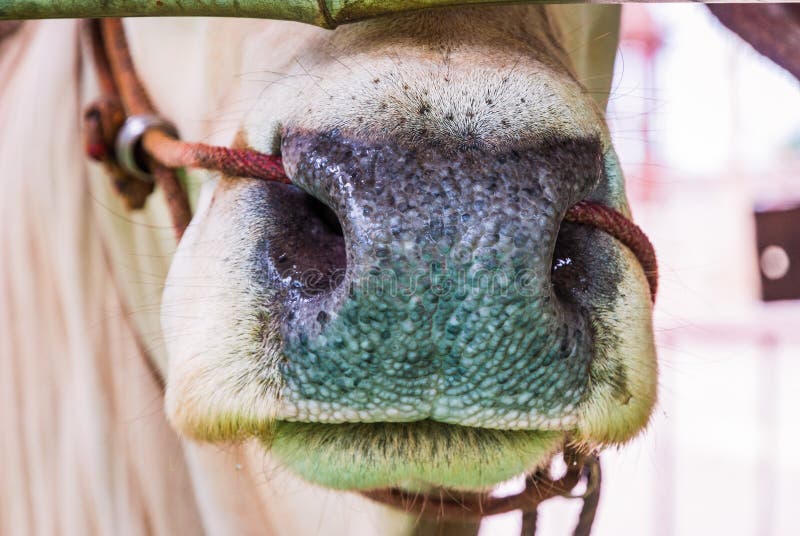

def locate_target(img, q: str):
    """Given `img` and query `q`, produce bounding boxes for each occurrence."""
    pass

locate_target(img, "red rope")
[142,129,290,184]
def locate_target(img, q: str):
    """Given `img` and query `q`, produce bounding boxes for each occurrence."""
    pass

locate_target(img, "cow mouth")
[266,420,598,522]
[266,419,565,491]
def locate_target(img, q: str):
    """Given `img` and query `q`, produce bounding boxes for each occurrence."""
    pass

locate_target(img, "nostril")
[265,184,347,297]
[305,193,343,237]
[552,201,659,306]
[551,223,591,304]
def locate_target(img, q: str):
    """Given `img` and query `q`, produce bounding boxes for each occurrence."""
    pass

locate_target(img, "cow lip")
[266,420,565,491]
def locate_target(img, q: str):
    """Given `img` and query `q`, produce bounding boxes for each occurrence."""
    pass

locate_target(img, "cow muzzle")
[162,125,656,491]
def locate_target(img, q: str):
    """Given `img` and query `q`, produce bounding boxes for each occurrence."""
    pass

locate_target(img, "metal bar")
[0,1,329,26]
[1,0,604,27]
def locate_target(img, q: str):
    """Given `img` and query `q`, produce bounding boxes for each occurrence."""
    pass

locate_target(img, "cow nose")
[268,129,605,427]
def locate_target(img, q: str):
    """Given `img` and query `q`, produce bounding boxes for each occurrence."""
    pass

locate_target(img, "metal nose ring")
[115,115,179,182]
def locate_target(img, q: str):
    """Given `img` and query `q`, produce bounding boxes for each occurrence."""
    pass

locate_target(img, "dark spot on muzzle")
[255,129,615,425]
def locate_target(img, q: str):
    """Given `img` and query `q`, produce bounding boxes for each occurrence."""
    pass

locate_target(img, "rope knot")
[83,96,155,209]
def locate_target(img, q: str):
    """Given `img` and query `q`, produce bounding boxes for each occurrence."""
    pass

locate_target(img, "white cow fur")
[0,7,623,535]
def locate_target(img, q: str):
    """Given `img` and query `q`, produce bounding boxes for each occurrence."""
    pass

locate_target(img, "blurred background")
[484,4,800,535]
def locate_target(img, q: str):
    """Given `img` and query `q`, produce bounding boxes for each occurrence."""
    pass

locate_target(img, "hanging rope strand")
[95,18,288,240]
[98,18,192,238]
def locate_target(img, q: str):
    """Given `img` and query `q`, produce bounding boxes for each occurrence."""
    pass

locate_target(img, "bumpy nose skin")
[265,130,611,429]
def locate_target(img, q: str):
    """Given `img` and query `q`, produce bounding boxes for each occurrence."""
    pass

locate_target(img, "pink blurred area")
[484,4,800,536]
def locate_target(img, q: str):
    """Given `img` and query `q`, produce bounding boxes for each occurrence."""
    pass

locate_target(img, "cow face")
[161,5,656,491]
